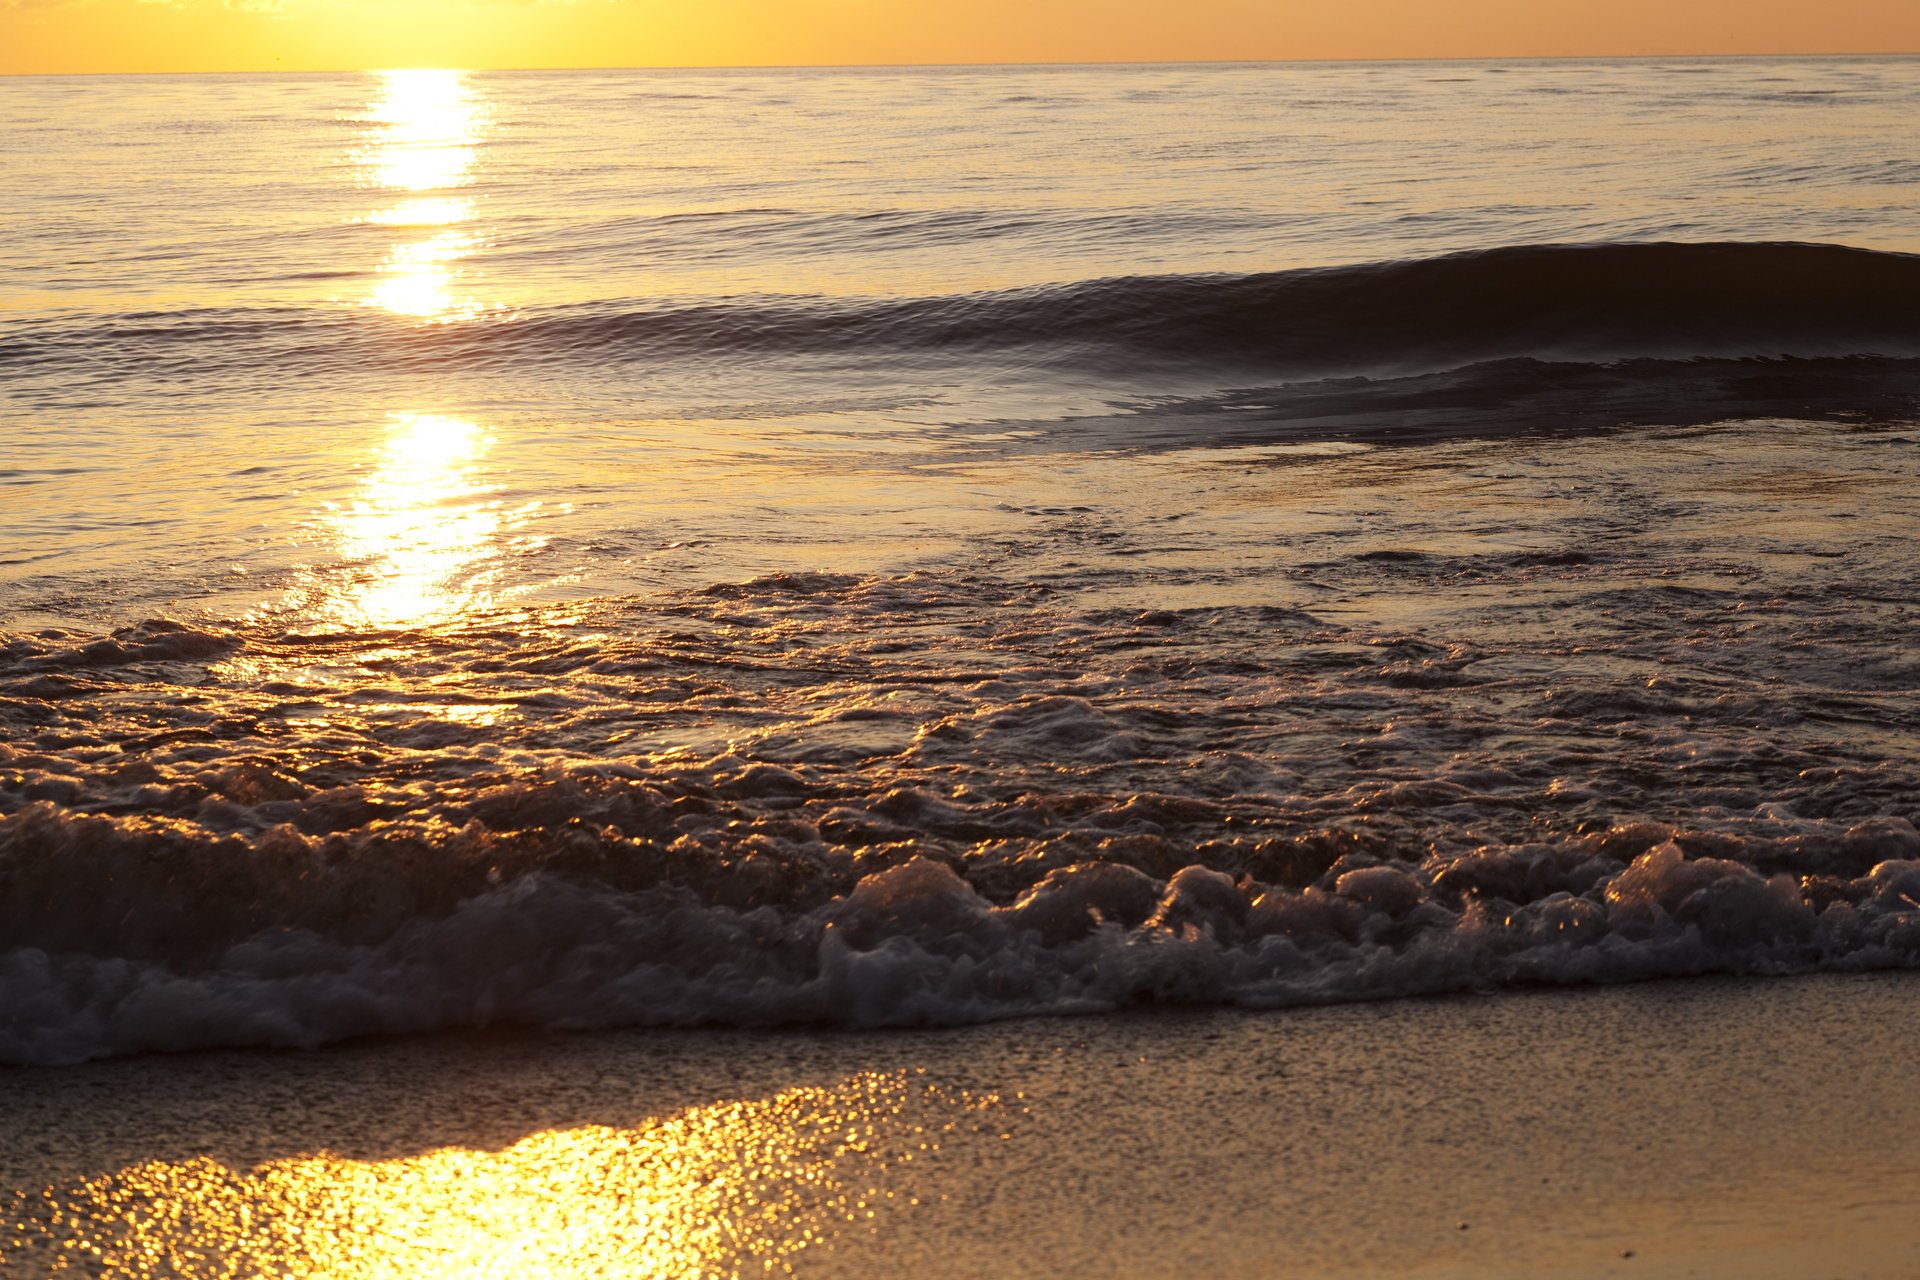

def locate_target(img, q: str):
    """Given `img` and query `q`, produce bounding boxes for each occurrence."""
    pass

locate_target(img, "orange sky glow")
[3,0,1918,75]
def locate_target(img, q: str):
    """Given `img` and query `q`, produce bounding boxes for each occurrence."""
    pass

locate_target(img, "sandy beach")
[6,972,1918,1278]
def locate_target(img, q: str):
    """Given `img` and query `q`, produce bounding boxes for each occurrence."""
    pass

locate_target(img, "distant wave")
[490,240,1920,373]
[7,242,1920,392]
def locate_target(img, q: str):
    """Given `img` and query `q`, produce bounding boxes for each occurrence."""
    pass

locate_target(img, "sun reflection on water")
[5,1073,997,1279]
[372,230,480,317]
[361,69,487,321]
[322,412,520,629]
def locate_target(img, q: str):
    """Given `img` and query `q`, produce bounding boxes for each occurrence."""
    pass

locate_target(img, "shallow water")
[2,60,1919,1063]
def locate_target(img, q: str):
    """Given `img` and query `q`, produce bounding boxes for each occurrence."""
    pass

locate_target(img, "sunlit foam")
[364,700,507,728]
[6,1074,997,1278]
[325,413,507,629]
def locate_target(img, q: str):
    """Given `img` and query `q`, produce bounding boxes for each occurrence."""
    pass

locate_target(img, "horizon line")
[5,49,1920,78]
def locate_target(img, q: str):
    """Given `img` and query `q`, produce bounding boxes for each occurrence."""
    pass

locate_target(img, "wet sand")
[6,971,1919,1278]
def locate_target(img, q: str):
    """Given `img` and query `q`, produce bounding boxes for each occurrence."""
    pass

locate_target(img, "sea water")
[1,59,1918,1064]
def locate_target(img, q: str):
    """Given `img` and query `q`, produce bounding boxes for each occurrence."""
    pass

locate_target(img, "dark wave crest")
[7,242,1920,390]
[502,239,1920,374]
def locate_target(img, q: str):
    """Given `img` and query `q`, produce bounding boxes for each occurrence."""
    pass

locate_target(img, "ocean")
[2,58,1919,1067]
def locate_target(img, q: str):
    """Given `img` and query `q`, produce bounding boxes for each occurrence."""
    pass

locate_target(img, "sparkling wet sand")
[5,972,1917,1278]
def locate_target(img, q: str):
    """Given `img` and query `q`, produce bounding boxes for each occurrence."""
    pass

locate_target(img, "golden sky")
[3,0,1918,75]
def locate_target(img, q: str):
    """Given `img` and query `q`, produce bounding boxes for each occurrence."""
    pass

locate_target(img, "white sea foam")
[8,837,1920,1065]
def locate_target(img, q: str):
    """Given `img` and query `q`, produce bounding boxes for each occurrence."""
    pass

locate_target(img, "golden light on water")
[369,68,480,191]
[6,1073,995,1279]
[368,196,476,228]
[305,73,519,630]
[362,68,485,322]
[324,412,512,629]
[371,230,480,317]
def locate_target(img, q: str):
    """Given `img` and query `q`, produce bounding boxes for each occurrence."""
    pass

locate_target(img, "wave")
[499,240,1920,374]
[3,588,1920,1065]
[1078,354,1920,445]
[7,241,1920,391]
[6,816,1920,1066]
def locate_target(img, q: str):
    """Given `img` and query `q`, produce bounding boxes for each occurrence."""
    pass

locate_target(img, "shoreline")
[7,970,1920,1277]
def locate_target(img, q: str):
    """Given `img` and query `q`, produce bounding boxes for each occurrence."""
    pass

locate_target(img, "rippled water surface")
[1,59,1918,1064]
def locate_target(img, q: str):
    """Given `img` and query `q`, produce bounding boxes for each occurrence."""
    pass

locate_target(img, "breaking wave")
[8,818,1920,1067]
[3,542,1919,1064]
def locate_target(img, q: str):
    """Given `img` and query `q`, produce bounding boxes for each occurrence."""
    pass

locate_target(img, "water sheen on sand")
[1,60,1918,1063]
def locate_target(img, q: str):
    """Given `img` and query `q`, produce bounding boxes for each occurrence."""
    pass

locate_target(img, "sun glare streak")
[324,413,511,629]
[372,230,482,317]
[369,68,481,191]
[367,196,476,228]
[361,68,487,321]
